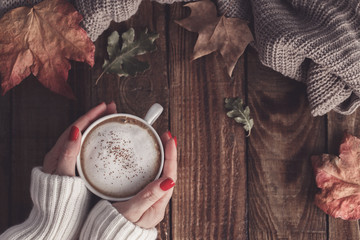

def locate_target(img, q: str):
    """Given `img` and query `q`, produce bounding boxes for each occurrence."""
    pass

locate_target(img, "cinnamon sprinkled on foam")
[80,116,161,198]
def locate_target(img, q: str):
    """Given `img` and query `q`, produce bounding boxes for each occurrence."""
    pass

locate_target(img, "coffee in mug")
[77,104,164,201]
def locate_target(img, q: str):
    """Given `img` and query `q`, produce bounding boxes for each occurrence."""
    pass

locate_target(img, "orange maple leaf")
[175,0,253,77]
[0,0,95,98]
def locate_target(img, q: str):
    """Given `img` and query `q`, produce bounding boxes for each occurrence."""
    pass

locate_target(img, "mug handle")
[144,103,163,125]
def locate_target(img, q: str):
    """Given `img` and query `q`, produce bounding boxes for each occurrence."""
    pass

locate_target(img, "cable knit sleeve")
[0,167,91,240]
[80,200,157,240]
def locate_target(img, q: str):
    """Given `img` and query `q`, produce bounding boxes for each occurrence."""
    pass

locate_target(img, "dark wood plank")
[327,111,360,240]
[0,93,11,232]
[168,3,247,239]
[72,1,170,239]
[247,48,327,239]
[10,76,72,225]
[328,218,360,240]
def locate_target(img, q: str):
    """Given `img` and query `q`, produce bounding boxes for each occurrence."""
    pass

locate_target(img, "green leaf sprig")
[224,97,254,137]
[95,28,159,84]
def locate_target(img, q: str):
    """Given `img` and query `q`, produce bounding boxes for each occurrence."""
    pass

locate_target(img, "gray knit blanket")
[1,0,360,117]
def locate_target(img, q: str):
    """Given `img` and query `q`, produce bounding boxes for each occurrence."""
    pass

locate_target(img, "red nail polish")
[69,126,80,141]
[160,178,175,191]
[166,131,172,139]
[173,136,177,147]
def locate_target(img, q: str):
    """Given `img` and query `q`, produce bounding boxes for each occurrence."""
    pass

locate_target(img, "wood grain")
[168,3,247,239]
[3,1,360,239]
[247,48,327,240]
[71,1,171,239]
[73,1,169,131]
[0,93,11,232]
[327,111,360,240]
[10,76,72,226]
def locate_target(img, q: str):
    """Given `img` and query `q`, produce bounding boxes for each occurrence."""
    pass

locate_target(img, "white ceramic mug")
[76,103,164,201]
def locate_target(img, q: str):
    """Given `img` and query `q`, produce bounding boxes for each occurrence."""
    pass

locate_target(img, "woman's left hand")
[112,131,177,229]
[43,102,117,176]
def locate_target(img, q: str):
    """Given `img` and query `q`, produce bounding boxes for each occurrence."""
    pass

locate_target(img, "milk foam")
[81,118,160,198]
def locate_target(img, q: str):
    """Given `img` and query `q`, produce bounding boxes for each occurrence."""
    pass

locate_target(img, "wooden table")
[1,1,360,239]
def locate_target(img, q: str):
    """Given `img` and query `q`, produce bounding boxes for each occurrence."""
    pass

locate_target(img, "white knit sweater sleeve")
[0,167,91,240]
[80,200,158,240]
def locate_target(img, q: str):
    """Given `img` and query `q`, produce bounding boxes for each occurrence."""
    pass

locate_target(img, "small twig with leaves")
[95,28,159,84]
[224,97,254,137]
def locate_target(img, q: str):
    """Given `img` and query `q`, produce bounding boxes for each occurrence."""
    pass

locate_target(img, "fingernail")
[160,178,175,191]
[173,136,177,147]
[69,126,80,141]
[166,131,172,139]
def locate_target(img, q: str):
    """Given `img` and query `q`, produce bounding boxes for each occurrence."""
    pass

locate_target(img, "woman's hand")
[112,131,177,229]
[43,102,117,176]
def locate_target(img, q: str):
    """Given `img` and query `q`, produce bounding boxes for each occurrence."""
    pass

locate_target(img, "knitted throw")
[1,0,360,116]
[218,0,360,116]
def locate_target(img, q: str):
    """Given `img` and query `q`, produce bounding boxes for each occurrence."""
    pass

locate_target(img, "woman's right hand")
[112,131,177,229]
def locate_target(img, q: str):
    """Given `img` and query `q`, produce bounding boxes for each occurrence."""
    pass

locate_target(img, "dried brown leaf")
[0,0,95,98]
[175,0,253,76]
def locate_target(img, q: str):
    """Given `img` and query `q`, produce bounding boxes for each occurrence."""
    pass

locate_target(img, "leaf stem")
[95,29,158,85]
[95,56,123,85]
[95,70,106,85]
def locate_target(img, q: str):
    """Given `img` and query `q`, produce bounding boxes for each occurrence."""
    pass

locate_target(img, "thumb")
[56,126,81,176]
[119,177,175,221]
